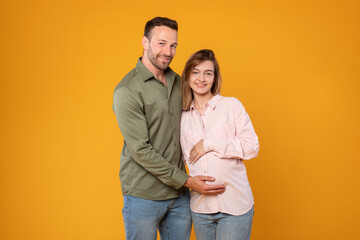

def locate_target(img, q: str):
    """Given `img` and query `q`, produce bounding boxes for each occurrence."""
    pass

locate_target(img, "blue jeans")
[191,206,254,240]
[122,191,192,240]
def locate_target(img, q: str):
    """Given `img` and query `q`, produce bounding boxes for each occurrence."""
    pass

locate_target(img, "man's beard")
[147,45,173,71]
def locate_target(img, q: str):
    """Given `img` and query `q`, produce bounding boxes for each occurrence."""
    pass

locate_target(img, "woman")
[180,49,259,240]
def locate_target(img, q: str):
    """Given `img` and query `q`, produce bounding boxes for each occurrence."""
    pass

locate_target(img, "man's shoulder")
[167,68,181,79]
[114,68,140,92]
[168,70,181,88]
[174,72,181,80]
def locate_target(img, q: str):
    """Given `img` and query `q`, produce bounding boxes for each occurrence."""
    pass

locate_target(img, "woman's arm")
[189,99,259,164]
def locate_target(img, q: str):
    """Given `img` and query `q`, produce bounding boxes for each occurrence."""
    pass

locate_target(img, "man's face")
[145,26,178,71]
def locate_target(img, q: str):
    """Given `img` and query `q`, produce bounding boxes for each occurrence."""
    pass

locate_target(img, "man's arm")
[113,87,188,189]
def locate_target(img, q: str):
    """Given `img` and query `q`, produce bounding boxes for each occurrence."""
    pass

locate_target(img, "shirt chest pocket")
[210,123,236,138]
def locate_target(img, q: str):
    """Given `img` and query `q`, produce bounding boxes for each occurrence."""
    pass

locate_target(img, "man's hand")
[184,176,225,195]
[189,139,206,165]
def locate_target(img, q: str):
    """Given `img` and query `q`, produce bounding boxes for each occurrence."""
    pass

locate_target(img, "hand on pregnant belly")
[189,139,206,165]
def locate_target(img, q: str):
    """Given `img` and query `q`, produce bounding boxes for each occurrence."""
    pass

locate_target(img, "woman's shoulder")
[219,95,244,108]
[181,108,191,115]
[181,109,192,122]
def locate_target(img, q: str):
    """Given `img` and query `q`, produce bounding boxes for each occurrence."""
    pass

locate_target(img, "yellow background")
[1,0,359,239]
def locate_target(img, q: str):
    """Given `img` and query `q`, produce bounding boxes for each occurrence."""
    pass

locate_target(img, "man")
[113,17,225,240]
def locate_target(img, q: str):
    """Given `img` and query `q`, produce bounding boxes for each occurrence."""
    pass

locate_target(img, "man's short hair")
[144,17,178,39]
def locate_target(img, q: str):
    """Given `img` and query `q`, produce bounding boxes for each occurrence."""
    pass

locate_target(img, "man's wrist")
[184,176,192,188]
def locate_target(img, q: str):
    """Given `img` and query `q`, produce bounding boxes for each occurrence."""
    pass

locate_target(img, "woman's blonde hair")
[181,49,222,110]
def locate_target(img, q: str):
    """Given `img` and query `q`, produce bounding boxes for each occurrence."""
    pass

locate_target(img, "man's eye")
[171,45,177,49]
[192,71,199,74]
[159,42,165,46]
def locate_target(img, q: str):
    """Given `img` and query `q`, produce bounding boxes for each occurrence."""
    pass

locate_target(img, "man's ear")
[142,36,149,50]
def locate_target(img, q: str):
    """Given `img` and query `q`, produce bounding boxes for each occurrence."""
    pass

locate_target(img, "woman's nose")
[199,74,206,82]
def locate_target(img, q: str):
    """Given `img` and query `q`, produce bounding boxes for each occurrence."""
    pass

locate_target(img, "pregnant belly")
[188,156,245,185]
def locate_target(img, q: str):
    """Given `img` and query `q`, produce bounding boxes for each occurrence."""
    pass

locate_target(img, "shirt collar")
[190,94,222,115]
[135,57,176,82]
[207,94,222,110]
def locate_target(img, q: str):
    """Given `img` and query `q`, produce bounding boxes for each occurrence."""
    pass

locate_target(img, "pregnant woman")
[180,49,259,240]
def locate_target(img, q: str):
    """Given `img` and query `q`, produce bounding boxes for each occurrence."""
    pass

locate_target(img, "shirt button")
[204,171,207,174]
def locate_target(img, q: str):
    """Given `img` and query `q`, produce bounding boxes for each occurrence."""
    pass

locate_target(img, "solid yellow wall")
[1,0,359,239]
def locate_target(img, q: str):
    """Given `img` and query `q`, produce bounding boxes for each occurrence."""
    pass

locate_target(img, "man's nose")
[164,45,171,56]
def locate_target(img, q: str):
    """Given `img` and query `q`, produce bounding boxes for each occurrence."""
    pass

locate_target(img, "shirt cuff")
[171,169,189,189]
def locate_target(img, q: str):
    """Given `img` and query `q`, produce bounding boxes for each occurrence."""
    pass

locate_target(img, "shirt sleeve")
[203,99,259,160]
[113,87,189,189]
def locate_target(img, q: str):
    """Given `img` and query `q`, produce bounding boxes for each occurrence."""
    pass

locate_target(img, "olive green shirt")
[113,58,189,200]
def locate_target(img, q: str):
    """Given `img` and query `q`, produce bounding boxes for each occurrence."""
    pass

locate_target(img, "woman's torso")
[180,95,256,215]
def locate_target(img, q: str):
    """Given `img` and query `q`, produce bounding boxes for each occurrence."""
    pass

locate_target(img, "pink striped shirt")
[180,94,259,215]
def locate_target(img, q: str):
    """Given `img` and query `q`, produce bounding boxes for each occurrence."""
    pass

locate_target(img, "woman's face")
[189,60,215,98]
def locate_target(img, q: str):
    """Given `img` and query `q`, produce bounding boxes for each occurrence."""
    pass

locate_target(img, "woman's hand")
[189,139,206,164]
